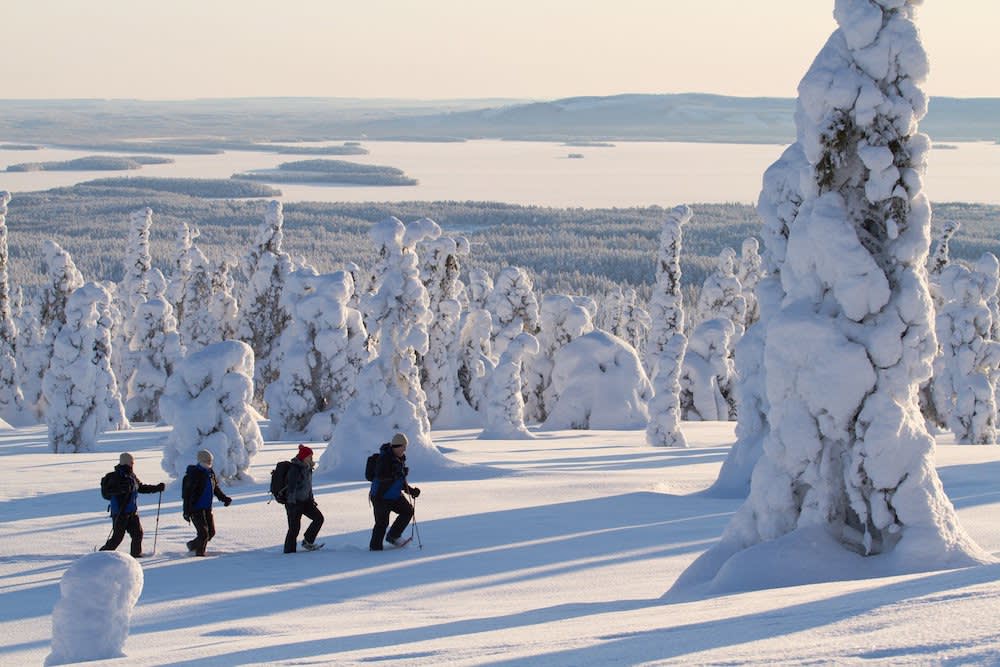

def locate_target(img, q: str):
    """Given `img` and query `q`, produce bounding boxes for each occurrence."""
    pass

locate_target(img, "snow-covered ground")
[1,422,998,665]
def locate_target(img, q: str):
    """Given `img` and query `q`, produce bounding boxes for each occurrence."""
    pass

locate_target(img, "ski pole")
[152,490,162,556]
[411,496,423,549]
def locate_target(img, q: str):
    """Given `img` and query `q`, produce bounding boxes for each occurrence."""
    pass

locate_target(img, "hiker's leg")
[126,514,144,557]
[387,497,413,540]
[302,502,324,545]
[284,504,304,553]
[370,501,390,550]
[100,513,128,551]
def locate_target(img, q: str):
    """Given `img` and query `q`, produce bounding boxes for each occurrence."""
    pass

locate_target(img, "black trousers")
[187,509,216,556]
[100,512,143,557]
[370,497,413,550]
[284,501,324,553]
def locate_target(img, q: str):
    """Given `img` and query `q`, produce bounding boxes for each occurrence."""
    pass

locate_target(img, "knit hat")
[296,444,314,461]
[119,452,135,466]
[196,449,214,465]
[390,433,408,447]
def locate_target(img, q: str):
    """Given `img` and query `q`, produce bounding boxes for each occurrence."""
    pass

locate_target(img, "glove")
[156,482,166,492]
[183,513,191,523]
[223,497,232,507]
[409,486,421,498]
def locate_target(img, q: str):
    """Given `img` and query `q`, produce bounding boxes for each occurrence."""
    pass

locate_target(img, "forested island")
[232,159,417,186]
[6,155,173,172]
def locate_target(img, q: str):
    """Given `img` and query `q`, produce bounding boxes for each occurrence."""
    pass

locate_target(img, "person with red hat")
[283,444,325,553]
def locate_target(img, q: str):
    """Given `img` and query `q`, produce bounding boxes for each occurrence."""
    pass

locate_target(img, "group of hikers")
[98,433,421,557]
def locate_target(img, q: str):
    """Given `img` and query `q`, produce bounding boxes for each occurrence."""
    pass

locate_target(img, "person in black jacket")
[181,449,232,557]
[283,444,325,553]
[369,433,421,551]
[99,452,166,558]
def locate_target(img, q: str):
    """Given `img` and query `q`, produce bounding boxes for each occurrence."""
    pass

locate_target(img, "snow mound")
[542,330,651,430]
[46,551,143,665]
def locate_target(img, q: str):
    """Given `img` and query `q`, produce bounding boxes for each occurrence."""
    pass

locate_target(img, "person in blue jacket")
[99,452,166,557]
[369,433,421,550]
[181,449,232,557]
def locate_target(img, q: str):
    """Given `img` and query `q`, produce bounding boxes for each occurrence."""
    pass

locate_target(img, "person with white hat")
[99,452,166,558]
[368,433,421,550]
[180,449,232,557]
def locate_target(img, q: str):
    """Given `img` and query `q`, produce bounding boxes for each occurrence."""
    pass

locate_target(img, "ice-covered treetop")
[0,191,10,213]
[800,0,929,170]
[251,200,285,254]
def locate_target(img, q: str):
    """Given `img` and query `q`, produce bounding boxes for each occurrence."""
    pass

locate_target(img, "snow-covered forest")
[2,0,1000,664]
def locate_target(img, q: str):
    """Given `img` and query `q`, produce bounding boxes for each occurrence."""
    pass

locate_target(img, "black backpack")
[364,452,380,482]
[270,460,292,504]
[100,470,126,500]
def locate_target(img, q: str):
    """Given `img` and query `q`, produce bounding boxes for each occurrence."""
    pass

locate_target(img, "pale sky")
[2,1,997,100]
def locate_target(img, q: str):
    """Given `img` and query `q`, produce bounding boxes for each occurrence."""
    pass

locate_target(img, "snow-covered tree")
[621,288,652,360]
[710,143,810,496]
[928,219,960,277]
[0,192,23,424]
[456,309,496,416]
[236,200,294,411]
[167,222,197,324]
[317,217,457,479]
[525,294,593,424]
[264,269,371,441]
[674,1,991,597]
[486,266,539,359]
[645,205,690,447]
[931,258,1000,444]
[737,237,765,328]
[542,330,651,430]
[21,241,85,420]
[208,260,238,342]
[125,297,183,423]
[480,332,538,439]
[160,340,261,482]
[96,283,129,433]
[467,268,493,311]
[679,318,736,422]
[693,247,747,337]
[43,283,119,453]
[419,233,472,426]
[114,209,154,403]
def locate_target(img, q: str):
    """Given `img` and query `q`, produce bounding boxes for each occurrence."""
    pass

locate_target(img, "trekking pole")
[411,496,423,549]
[151,491,163,556]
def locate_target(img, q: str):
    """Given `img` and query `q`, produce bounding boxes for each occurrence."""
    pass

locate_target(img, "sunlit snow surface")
[0,422,997,665]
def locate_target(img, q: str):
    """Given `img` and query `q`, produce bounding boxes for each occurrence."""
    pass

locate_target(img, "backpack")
[270,460,292,504]
[100,470,126,500]
[364,452,380,482]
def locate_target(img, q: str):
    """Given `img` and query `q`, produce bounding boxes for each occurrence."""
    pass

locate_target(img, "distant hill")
[0,94,996,145]
[351,94,1000,144]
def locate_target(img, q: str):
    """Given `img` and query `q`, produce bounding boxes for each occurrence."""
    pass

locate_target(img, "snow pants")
[187,509,216,556]
[370,496,413,550]
[284,500,324,553]
[100,511,143,557]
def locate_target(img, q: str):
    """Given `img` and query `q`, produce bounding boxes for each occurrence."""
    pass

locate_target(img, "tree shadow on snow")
[129,492,737,638]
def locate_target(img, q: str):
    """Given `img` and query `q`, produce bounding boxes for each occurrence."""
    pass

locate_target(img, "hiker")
[99,452,166,558]
[283,444,325,553]
[369,433,421,551]
[181,449,232,557]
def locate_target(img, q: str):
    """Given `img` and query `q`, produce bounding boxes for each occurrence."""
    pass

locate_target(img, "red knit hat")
[296,444,314,460]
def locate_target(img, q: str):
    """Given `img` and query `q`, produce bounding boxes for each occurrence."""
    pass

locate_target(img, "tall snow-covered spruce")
[672,0,993,596]
[43,283,120,453]
[264,268,370,441]
[160,340,261,482]
[236,200,294,412]
[645,205,690,448]
[317,217,459,479]
[0,192,23,424]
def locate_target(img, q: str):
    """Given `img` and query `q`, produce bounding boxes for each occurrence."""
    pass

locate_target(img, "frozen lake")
[1,139,998,207]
